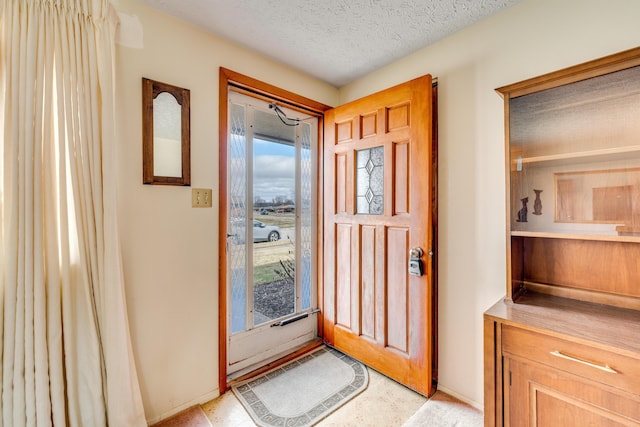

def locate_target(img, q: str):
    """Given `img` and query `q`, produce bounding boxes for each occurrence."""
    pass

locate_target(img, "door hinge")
[509,370,512,386]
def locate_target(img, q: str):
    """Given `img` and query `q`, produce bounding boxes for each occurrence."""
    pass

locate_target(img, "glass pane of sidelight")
[229,102,248,334]
[300,121,313,310]
[356,146,384,215]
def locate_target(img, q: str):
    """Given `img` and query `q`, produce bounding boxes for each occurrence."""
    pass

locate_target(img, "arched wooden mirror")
[142,78,190,185]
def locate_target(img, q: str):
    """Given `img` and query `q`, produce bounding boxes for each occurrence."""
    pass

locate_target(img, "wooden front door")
[323,75,437,395]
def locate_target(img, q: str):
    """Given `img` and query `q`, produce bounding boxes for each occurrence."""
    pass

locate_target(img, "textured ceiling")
[136,0,522,87]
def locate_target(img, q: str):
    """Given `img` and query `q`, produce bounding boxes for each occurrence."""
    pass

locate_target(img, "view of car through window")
[252,219,280,242]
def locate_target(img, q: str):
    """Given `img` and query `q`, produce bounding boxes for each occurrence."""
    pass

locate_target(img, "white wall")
[111,0,338,422]
[112,0,640,421]
[339,0,640,407]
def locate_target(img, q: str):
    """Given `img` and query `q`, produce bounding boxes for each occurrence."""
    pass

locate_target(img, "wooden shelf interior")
[501,47,640,319]
[510,236,640,304]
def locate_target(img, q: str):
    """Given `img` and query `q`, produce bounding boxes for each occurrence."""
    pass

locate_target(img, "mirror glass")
[153,92,182,177]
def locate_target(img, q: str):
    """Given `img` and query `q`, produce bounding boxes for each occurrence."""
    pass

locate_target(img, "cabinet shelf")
[510,230,640,243]
[512,144,640,167]
[485,293,640,356]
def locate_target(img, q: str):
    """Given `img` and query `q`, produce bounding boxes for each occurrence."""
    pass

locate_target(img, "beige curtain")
[0,0,146,425]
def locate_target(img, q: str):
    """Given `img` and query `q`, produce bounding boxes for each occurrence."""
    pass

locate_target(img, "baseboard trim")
[146,389,219,425]
[435,385,483,411]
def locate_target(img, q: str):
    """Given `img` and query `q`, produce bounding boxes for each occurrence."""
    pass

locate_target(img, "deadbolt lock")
[408,247,424,277]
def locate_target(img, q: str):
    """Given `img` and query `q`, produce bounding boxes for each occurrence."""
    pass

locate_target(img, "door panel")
[336,223,352,328]
[360,225,376,339]
[336,153,349,214]
[508,358,640,426]
[394,141,410,214]
[323,75,436,395]
[387,227,409,352]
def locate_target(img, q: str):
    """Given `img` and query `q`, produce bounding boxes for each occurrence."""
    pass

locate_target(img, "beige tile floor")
[201,367,429,427]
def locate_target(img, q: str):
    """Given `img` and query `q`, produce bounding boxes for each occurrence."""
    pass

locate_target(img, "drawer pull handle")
[550,350,617,374]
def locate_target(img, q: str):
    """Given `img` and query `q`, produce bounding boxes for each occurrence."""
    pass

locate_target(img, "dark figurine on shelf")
[533,189,543,215]
[516,197,528,222]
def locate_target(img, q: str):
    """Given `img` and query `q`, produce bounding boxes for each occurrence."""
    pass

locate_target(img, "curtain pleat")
[1,1,146,425]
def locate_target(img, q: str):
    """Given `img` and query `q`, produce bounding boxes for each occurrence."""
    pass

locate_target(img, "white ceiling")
[137,0,522,87]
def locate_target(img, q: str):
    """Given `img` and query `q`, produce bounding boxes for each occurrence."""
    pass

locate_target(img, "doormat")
[232,346,368,427]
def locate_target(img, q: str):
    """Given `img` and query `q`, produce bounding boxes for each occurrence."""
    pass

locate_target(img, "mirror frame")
[142,77,191,185]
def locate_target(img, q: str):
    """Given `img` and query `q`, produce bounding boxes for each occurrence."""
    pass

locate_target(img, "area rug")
[232,346,368,427]
[402,391,483,427]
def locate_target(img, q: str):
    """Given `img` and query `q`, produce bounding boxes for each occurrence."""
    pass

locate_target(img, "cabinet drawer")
[502,325,640,396]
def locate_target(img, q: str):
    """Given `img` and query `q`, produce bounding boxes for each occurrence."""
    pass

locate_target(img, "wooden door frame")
[217,68,331,393]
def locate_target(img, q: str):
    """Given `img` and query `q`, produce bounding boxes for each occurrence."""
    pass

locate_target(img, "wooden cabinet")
[508,359,640,427]
[484,46,640,426]
[485,295,640,426]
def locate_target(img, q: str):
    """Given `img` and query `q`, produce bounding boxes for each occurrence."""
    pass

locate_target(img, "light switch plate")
[192,188,212,208]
